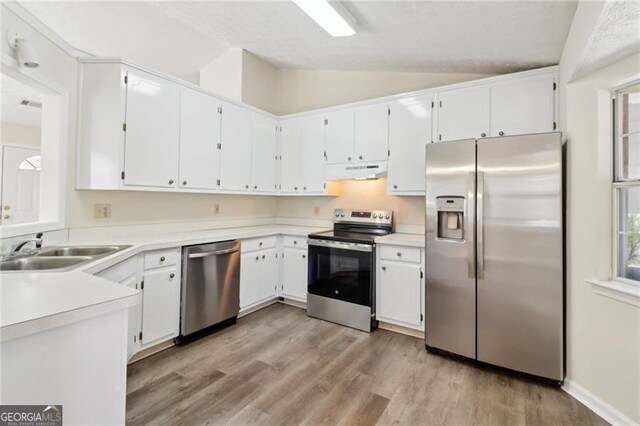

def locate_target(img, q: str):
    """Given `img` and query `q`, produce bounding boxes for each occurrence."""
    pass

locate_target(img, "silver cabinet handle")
[302,254,306,259]
[359,155,363,160]
[160,256,166,262]
[182,180,187,185]
[255,256,259,260]
[303,186,307,190]
[294,186,298,190]
[262,255,266,259]
[477,171,485,280]
[254,185,258,189]
[293,240,297,244]
[259,242,263,246]
[169,273,175,279]
[381,266,386,271]
[480,133,486,138]
[498,131,505,136]
[187,248,239,258]
[245,184,249,189]
[396,252,402,257]
[168,179,174,185]
[393,184,398,189]
[347,156,351,161]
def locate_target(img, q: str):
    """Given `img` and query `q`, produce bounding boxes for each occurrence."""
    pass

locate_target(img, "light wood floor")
[127,303,604,425]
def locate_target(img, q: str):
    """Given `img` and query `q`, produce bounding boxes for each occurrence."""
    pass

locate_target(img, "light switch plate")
[94,203,111,219]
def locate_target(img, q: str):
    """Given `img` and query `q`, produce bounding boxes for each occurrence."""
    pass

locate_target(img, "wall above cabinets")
[76,58,557,197]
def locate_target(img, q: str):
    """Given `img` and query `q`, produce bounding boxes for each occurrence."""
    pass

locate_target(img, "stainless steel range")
[307,209,394,332]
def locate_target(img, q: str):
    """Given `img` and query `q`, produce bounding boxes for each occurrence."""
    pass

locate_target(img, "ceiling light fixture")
[292,0,356,37]
[6,29,39,69]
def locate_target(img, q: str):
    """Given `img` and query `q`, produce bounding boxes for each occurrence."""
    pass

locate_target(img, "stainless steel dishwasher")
[179,240,240,341]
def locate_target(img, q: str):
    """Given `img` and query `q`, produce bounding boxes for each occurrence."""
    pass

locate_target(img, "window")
[614,82,640,283]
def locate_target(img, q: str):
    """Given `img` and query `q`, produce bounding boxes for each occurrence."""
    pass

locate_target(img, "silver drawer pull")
[169,273,175,279]
[397,252,402,257]
[160,256,166,262]
[381,266,386,271]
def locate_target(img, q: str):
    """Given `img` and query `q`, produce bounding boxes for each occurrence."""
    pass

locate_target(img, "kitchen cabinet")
[376,245,424,331]
[437,86,490,142]
[141,248,181,347]
[123,68,181,188]
[490,75,556,137]
[240,248,279,311]
[324,109,354,164]
[218,100,253,191]
[95,255,143,359]
[178,88,221,190]
[281,247,308,302]
[251,114,278,193]
[354,103,389,162]
[278,118,302,193]
[388,95,434,195]
[299,115,326,193]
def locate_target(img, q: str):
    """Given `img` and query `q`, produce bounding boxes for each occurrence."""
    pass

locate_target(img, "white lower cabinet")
[141,248,181,347]
[240,247,278,311]
[95,255,143,359]
[376,245,425,331]
[281,247,308,302]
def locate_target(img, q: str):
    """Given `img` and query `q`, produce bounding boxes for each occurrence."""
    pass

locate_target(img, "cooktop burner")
[308,209,394,244]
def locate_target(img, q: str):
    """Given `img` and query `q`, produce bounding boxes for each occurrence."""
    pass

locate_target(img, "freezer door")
[476,133,563,381]
[425,139,477,359]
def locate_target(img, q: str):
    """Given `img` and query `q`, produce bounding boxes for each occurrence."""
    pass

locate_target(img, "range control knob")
[335,212,340,217]
[340,212,345,217]
[373,213,378,219]
[385,214,391,220]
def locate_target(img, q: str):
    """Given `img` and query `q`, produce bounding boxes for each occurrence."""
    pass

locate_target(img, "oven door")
[307,239,374,307]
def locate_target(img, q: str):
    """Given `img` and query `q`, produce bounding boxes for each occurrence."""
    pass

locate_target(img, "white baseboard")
[378,321,424,339]
[563,379,639,426]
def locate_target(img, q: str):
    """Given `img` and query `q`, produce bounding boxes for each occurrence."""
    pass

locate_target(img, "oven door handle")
[307,239,373,253]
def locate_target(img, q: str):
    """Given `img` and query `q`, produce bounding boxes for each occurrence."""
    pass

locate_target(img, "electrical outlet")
[214,204,220,215]
[314,206,320,216]
[94,203,111,219]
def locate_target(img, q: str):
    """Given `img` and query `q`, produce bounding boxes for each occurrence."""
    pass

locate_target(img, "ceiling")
[20,1,579,81]
[1,74,43,127]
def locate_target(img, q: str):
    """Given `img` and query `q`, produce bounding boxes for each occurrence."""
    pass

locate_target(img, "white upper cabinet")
[299,114,326,193]
[123,68,181,188]
[388,95,433,194]
[324,109,354,164]
[437,86,490,142]
[279,118,302,193]
[218,100,253,191]
[490,75,556,137]
[251,114,278,193]
[178,88,221,190]
[354,103,389,162]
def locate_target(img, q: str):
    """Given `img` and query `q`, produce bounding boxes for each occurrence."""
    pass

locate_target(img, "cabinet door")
[142,268,180,345]
[300,114,326,193]
[219,101,253,191]
[251,114,278,193]
[240,252,259,309]
[354,103,389,162]
[437,86,490,142]
[282,248,307,301]
[279,119,301,193]
[377,260,422,326]
[388,95,433,194]
[121,274,142,358]
[178,88,220,190]
[258,249,279,302]
[123,68,180,188]
[490,75,555,137]
[324,109,354,164]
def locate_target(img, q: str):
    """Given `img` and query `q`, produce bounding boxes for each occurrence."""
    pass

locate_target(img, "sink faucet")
[13,232,44,254]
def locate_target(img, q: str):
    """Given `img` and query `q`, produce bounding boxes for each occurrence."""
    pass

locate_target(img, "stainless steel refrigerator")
[425,132,564,383]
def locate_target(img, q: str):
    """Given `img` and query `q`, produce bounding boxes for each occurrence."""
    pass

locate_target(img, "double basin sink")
[0,245,131,272]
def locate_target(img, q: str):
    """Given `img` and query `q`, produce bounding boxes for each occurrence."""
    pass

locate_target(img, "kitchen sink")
[37,245,130,257]
[1,245,132,272]
[0,256,93,272]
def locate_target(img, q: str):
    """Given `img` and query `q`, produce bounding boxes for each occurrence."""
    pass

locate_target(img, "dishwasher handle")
[187,247,239,259]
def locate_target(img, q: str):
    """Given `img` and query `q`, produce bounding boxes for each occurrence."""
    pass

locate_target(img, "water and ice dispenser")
[436,196,465,241]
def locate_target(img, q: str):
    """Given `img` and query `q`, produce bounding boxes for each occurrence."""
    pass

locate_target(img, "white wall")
[199,47,243,103]
[562,49,640,426]
[1,121,41,147]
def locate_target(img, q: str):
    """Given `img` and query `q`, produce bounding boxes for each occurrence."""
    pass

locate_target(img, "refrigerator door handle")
[477,171,485,279]
[467,171,476,279]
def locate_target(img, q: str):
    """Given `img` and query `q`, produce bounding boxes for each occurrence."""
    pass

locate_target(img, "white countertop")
[0,224,327,341]
[376,233,425,248]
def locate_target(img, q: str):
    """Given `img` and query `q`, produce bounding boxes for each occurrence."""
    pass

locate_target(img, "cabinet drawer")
[242,236,277,253]
[379,245,421,263]
[282,235,308,249]
[144,248,180,270]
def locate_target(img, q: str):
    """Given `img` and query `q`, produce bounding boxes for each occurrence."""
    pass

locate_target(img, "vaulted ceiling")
[20,1,579,82]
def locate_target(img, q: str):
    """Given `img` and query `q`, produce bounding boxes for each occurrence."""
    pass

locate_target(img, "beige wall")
[1,121,41,147]
[199,47,243,103]
[241,50,279,113]
[563,52,640,424]
[276,178,424,228]
[274,69,493,115]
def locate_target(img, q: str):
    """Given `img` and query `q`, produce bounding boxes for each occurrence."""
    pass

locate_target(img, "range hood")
[325,161,388,180]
